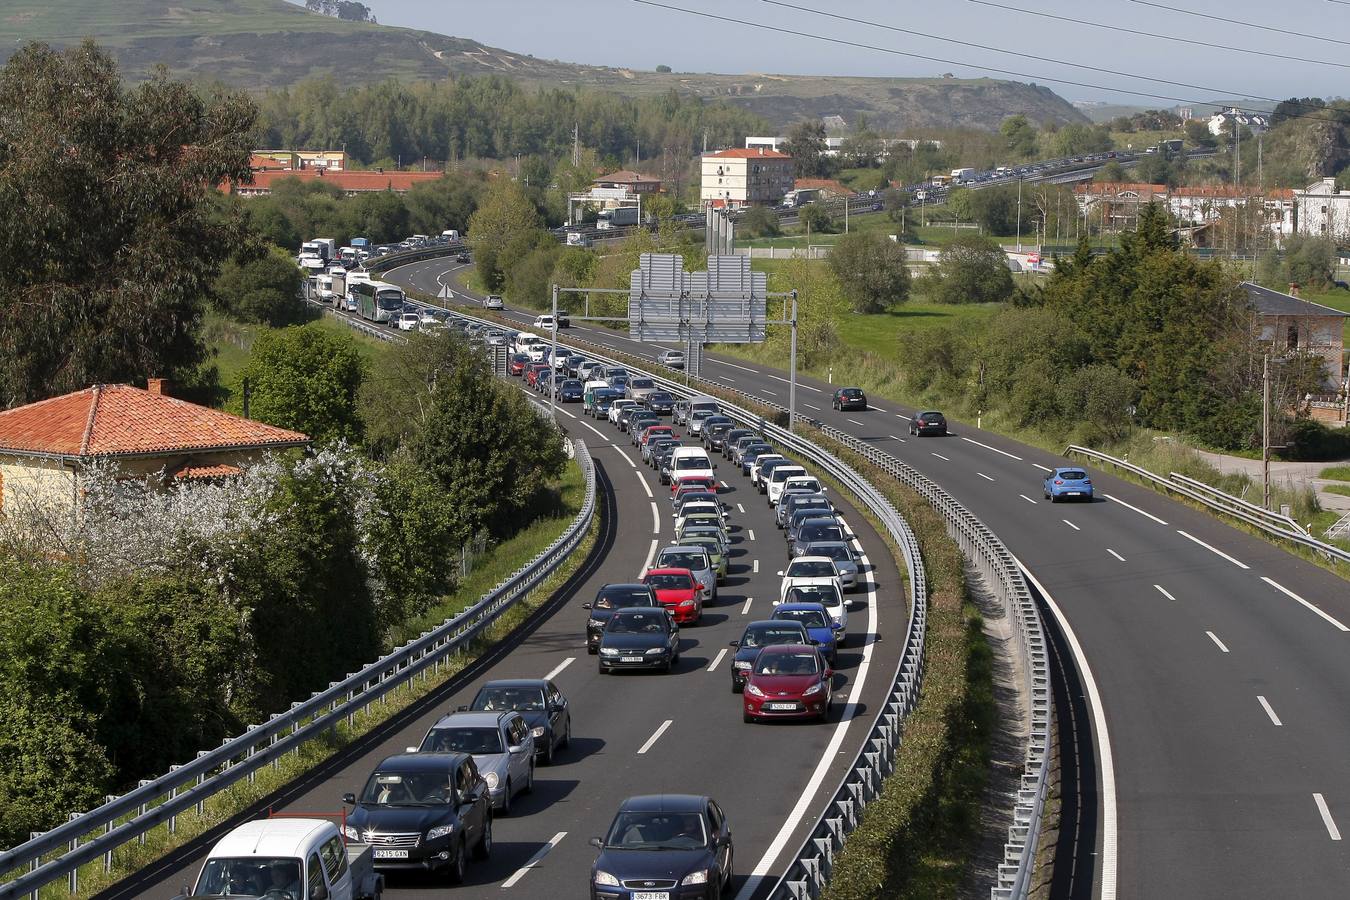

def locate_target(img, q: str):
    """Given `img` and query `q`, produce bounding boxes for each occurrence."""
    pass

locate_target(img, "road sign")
[628,253,766,343]
[438,284,453,299]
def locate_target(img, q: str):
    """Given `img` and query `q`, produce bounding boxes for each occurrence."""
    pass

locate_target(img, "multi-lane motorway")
[101,339,905,899]
[386,256,1350,899]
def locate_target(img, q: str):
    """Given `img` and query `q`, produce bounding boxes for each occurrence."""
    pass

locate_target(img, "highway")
[99,341,906,900]
[386,255,1350,899]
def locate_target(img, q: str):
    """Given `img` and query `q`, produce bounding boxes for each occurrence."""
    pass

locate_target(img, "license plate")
[1066,491,1081,496]
[634,893,670,900]
[767,702,798,710]
[621,656,644,663]
[373,849,409,859]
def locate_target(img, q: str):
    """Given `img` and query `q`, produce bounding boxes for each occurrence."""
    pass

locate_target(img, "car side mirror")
[589,836,604,849]
[581,602,592,610]
[456,704,470,712]
[406,745,419,753]
[509,744,527,755]
[729,640,740,647]
[310,884,329,900]
[776,571,785,577]
[342,793,356,806]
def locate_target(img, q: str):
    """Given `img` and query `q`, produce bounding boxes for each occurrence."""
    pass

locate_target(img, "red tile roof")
[1074,182,1168,195]
[0,385,310,458]
[706,148,792,159]
[794,178,855,196]
[230,169,445,194]
[595,170,662,184]
[169,462,244,480]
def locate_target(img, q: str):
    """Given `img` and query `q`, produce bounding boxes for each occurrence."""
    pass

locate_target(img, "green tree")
[782,120,831,177]
[1055,364,1137,442]
[0,41,256,407]
[929,234,1015,304]
[213,247,306,326]
[505,243,563,308]
[798,202,835,235]
[969,184,1019,235]
[467,180,544,291]
[828,232,912,313]
[1095,160,1127,183]
[1000,114,1038,158]
[655,64,672,73]
[739,205,781,238]
[364,458,461,630]
[1052,123,1113,157]
[404,173,484,235]
[1257,234,1336,292]
[231,323,366,444]
[1185,119,1217,149]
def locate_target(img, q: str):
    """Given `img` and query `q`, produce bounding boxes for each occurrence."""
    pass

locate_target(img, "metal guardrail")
[1166,471,1309,537]
[403,287,1049,899]
[1065,445,1350,566]
[0,433,596,899]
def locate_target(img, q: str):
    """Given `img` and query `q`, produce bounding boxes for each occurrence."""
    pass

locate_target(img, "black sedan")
[557,378,585,403]
[463,679,572,765]
[728,620,811,693]
[832,387,867,411]
[342,752,492,882]
[583,583,660,653]
[590,794,734,900]
[598,608,680,674]
[908,410,948,436]
[647,391,676,415]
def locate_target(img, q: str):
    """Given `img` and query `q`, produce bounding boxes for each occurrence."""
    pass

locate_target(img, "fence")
[0,433,596,899]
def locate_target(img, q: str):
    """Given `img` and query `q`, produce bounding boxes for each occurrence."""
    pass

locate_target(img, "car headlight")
[802,682,823,697]
[594,870,620,886]
[588,618,605,629]
[681,869,710,885]
[646,647,667,655]
[531,726,546,738]
[733,660,753,670]
[679,599,695,606]
[342,825,360,842]
[483,771,499,790]
[746,683,765,697]
[427,823,455,840]
[600,647,620,656]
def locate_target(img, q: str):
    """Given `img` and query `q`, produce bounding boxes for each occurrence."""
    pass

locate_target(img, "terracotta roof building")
[592,170,663,194]
[227,168,445,197]
[700,147,794,209]
[0,380,309,516]
[793,178,855,199]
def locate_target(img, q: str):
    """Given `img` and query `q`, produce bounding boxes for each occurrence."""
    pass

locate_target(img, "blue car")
[771,602,840,665]
[590,794,734,900]
[557,378,584,402]
[1043,467,1093,502]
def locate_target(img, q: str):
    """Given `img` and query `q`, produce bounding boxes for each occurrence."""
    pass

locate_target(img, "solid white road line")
[1107,548,1126,562]
[1032,463,1054,473]
[1063,519,1080,531]
[637,719,673,755]
[543,657,575,681]
[1176,530,1250,569]
[1206,631,1230,653]
[847,418,867,427]
[635,470,653,498]
[1019,494,1038,504]
[556,407,577,420]
[651,502,660,534]
[501,832,567,888]
[890,434,908,443]
[1014,559,1117,900]
[977,472,995,481]
[931,452,951,461]
[1257,695,1283,726]
[1314,794,1342,841]
[639,539,659,578]
[580,420,608,440]
[1154,584,1178,602]
[707,648,728,672]
[961,436,1024,461]
[1103,492,1169,525]
[741,597,753,615]
[1260,577,1350,631]
[720,480,730,489]
[804,403,823,411]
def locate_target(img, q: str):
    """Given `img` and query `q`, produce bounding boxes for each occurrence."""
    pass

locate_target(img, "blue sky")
[348,0,1348,106]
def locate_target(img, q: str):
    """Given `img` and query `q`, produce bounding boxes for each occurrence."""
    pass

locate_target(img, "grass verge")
[40,455,594,900]
[1319,466,1350,482]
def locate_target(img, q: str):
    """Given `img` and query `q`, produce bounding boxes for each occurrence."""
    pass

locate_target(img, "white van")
[514,332,544,356]
[669,447,715,483]
[191,817,383,900]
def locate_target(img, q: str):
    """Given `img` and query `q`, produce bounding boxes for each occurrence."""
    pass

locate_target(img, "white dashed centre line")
[707,648,728,672]
[977,472,995,482]
[1063,519,1080,531]
[543,657,575,680]
[753,559,760,574]
[1176,530,1249,569]
[1107,549,1126,562]
[1154,584,1177,602]
[762,389,777,396]
[1314,794,1342,841]
[890,435,908,443]
[741,597,754,615]
[501,832,567,888]
[931,452,950,461]
[961,436,1024,460]
[637,720,673,755]
[1019,494,1038,504]
[1032,463,1054,473]
[1257,695,1283,726]
[804,403,822,411]
[847,418,866,427]
[1103,493,1169,525]
[1261,577,1350,631]
[737,503,746,513]
[748,529,756,541]
[1206,631,1229,653]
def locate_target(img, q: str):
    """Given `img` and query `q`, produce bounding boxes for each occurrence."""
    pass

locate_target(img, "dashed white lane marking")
[543,657,575,680]
[501,832,567,888]
[1019,494,1038,504]
[714,359,759,374]
[931,452,950,461]
[748,529,757,541]
[1063,519,1080,531]
[707,648,728,672]
[637,720,674,755]
[1032,463,1054,473]
[890,435,908,443]
[737,503,746,513]
[651,503,660,534]
[868,405,886,413]
[720,481,730,489]
[753,559,760,574]
[1257,695,1283,726]
[1103,493,1169,525]
[741,597,754,615]
[1261,577,1350,631]
[1107,549,1126,562]
[804,403,823,411]
[961,436,1023,460]
[1154,584,1177,602]
[847,418,866,426]
[1176,530,1249,569]
[1314,794,1342,841]
[1206,631,1229,653]
[762,389,777,396]
[556,407,577,419]
[977,472,995,481]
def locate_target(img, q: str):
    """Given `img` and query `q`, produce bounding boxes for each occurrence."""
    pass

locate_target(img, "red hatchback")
[640,424,674,448]
[525,363,550,387]
[742,644,834,722]
[508,353,530,376]
[641,567,704,624]
[671,474,718,499]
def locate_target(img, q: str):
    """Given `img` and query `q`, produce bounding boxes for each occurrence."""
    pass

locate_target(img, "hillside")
[0,0,1086,131]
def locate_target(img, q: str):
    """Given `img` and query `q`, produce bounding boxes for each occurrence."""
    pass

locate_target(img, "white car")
[659,349,685,369]
[655,545,717,602]
[484,294,504,309]
[534,314,557,331]
[766,465,808,507]
[782,581,848,637]
[750,454,787,490]
[782,475,825,498]
[777,556,844,605]
[609,399,639,426]
[674,501,726,533]
[419,308,439,326]
[398,311,420,331]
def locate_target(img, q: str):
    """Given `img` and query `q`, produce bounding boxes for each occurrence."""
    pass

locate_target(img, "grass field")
[835,303,1004,354]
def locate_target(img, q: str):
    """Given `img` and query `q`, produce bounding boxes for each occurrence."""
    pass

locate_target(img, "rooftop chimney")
[758,147,764,155]
[147,377,166,395]
[1288,282,1301,297]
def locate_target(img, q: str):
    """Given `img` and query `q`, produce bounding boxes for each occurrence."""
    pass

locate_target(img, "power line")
[968,0,1350,71]
[1127,0,1350,47]
[630,0,1340,125]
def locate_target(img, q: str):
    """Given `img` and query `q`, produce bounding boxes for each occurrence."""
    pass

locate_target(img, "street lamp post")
[788,290,799,430]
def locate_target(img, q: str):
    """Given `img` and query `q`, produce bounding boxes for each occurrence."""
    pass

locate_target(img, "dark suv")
[832,387,867,411]
[908,410,948,436]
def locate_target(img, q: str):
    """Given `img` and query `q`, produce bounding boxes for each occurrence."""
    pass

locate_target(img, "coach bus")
[351,280,406,325]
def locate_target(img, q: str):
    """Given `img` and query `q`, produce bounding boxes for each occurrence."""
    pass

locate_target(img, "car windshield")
[1058,471,1088,480]
[678,493,718,508]
[197,857,303,899]
[358,769,454,806]
[842,389,862,398]
[421,726,504,755]
[650,392,673,402]
[776,609,830,628]
[801,524,844,543]
[743,626,806,648]
[644,573,694,590]
[660,551,707,571]
[787,560,835,578]
[788,480,821,492]
[472,686,546,712]
[788,585,841,606]
[595,588,653,609]
[683,538,720,556]
[608,611,669,634]
[630,378,655,389]
[674,458,709,471]
[606,812,707,849]
[810,544,851,563]
[755,651,820,676]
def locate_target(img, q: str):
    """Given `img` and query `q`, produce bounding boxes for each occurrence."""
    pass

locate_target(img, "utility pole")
[573,123,579,168]
[549,284,560,421]
[1016,177,1023,252]
[844,194,849,233]
[788,290,799,430]
[1262,351,1271,510]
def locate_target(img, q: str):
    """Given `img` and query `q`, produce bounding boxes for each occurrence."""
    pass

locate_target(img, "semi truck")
[950,167,976,183]
[596,206,640,230]
[782,188,819,208]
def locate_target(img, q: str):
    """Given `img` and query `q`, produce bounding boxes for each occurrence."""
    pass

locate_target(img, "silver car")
[413,711,534,814]
[802,540,859,591]
[655,545,717,603]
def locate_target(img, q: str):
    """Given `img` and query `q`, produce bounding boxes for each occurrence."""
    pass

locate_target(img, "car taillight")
[1054,480,1063,485]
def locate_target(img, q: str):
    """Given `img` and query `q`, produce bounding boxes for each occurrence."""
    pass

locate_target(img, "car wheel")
[524,764,534,794]
[500,781,511,816]
[561,717,571,749]
[743,711,754,723]
[1049,494,1058,503]
[542,735,554,766]
[732,680,742,694]
[447,838,467,884]
[588,644,598,655]
[473,814,493,860]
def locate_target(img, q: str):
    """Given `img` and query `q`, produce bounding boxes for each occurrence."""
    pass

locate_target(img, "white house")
[701,148,795,209]
[1208,107,1270,136]
[1292,178,1350,242]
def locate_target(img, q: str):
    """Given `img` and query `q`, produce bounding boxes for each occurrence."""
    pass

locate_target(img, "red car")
[742,644,834,722]
[671,474,718,498]
[508,353,530,376]
[640,424,674,448]
[641,567,704,624]
[525,363,551,387]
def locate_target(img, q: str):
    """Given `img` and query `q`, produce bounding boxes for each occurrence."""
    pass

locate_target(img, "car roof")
[478,678,549,690]
[645,567,695,576]
[618,794,709,813]
[752,643,818,654]
[774,601,831,614]
[789,555,835,565]
[431,711,514,728]
[373,752,468,772]
[1054,467,1086,474]
[208,818,333,859]
[600,582,650,591]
